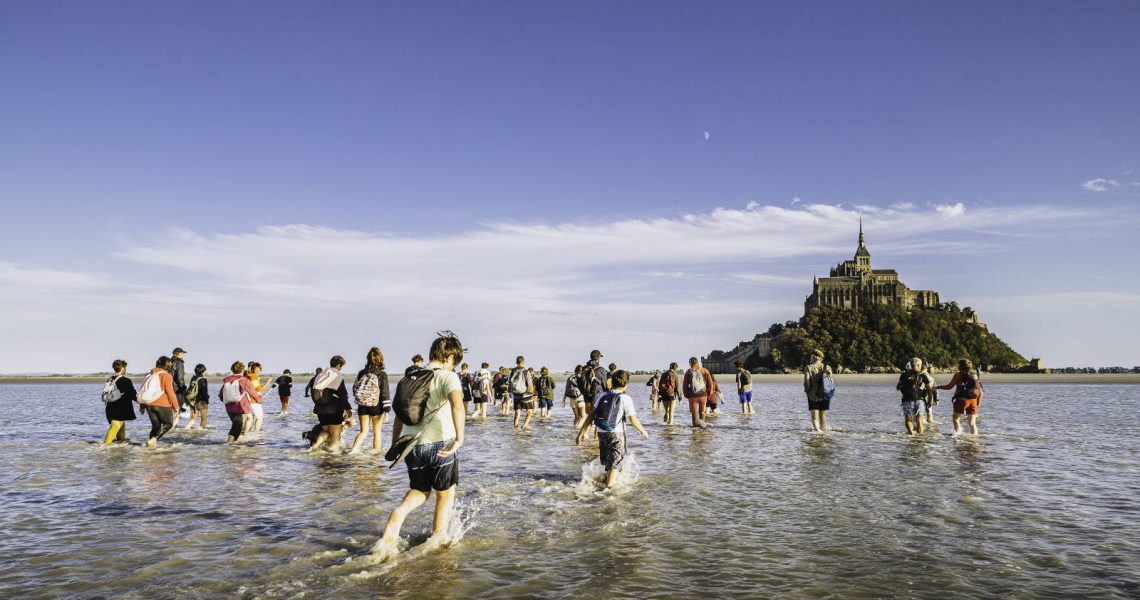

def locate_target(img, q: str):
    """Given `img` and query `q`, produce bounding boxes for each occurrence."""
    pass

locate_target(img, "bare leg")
[329,424,345,449]
[350,415,372,453]
[103,420,123,445]
[820,410,828,431]
[605,468,619,488]
[523,408,535,428]
[916,415,925,434]
[810,409,820,431]
[513,408,521,428]
[199,405,208,428]
[968,414,978,435]
[378,489,430,549]
[905,417,915,435]
[372,416,383,450]
[952,412,963,434]
[431,486,456,541]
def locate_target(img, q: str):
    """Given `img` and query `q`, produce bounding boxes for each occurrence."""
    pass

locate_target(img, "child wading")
[375,333,466,560]
[576,370,649,488]
[101,359,137,445]
[184,364,209,429]
[536,367,555,419]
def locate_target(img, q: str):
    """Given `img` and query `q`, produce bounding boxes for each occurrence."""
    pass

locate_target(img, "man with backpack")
[658,362,681,425]
[683,357,715,428]
[375,333,466,561]
[171,347,190,427]
[804,349,834,432]
[536,367,556,419]
[575,370,649,488]
[510,356,537,429]
[897,358,934,435]
[581,350,609,412]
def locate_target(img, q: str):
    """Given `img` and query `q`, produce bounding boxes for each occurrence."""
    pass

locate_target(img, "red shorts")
[953,397,979,415]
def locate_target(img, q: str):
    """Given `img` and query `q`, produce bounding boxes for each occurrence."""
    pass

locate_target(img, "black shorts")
[317,411,346,426]
[513,396,536,410]
[808,398,831,411]
[356,404,388,417]
[473,396,487,404]
[406,440,459,492]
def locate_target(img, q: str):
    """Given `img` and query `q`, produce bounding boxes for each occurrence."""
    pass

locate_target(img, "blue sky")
[1,1,1138,373]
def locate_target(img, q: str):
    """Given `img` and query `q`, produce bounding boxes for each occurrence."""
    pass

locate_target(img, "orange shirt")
[147,368,180,412]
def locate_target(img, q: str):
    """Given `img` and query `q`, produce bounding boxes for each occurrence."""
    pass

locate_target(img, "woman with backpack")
[565,365,586,428]
[220,361,259,443]
[683,357,714,428]
[183,363,209,430]
[350,347,390,454]
[307,355,352,452]
[137,356,180,447]
[937,358,984,435]
[101,359,137,445]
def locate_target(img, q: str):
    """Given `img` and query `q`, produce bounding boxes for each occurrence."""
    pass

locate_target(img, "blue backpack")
[820,373,836,402]
[593,392,625,433]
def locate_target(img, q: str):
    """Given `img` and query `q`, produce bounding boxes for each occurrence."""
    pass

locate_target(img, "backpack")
[186,376,202,401]
[137,372,166,405]
[509,369,531,395]
[310,369,339,406]
[593,392,626,433]
[907,373,928,400]
[353,371,382,407]
[102,376,124,403]
[658,371,677,398]
[494,374,509,395]
[221,378,246,404]
[685,368,707,396]
[581,364,602,401]
[536,376,553,397]
[955,373,982,400]
[565,375,582,398]
[393,367,437,425]
[820,373,836,402]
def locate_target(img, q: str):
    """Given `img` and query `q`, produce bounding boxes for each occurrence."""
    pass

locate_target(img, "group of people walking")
[98,336,987,560]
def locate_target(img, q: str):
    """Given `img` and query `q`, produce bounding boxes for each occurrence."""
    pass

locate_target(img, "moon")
[703,131,710,140]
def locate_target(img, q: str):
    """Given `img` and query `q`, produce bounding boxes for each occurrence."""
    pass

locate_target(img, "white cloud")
[935,202,966,217]
[703,131,710,140]
[0,202,1097,373]
[790,197,802,205]
[891,202,915,210]
[1082,178,1121,192]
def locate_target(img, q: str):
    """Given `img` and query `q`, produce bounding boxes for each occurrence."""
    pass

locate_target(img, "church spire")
[854,214,871,261]
[858,214,865,248]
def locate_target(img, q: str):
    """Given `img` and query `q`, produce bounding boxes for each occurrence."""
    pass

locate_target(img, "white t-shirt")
[401,362,461,445]
[601,392,637,435]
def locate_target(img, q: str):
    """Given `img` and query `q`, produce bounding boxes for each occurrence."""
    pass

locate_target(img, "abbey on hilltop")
[804,218,940,313]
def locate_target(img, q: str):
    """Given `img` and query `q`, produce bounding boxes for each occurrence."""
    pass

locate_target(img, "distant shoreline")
[3,373,1138,385]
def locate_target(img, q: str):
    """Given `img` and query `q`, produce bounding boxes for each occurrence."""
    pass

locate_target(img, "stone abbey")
[702,221,948,373]
[804,219,940,313]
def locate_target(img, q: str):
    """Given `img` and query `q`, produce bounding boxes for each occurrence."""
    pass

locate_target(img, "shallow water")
[1,382,1137,598]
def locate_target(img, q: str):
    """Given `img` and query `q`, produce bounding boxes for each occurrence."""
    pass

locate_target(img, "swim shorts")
[514,396,536,411]
[539,398,553,410]
[808,398,831,411]
[406,439,459,492]
[953,397,979,415]
[317,410,345,426]
[901,399,921,416]
[739,391,753,404]
[598,431,626,471]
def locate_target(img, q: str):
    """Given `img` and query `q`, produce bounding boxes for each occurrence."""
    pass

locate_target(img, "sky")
[1,0,1139,374]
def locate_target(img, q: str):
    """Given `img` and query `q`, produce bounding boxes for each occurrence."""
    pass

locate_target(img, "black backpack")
[594,392,625,433]
[581,365,601,401]
[393,368,436,425]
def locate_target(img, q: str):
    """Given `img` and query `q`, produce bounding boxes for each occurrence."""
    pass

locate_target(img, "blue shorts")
[901,400,921,417]
[739,391,753,404]
[539,398,553,410]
